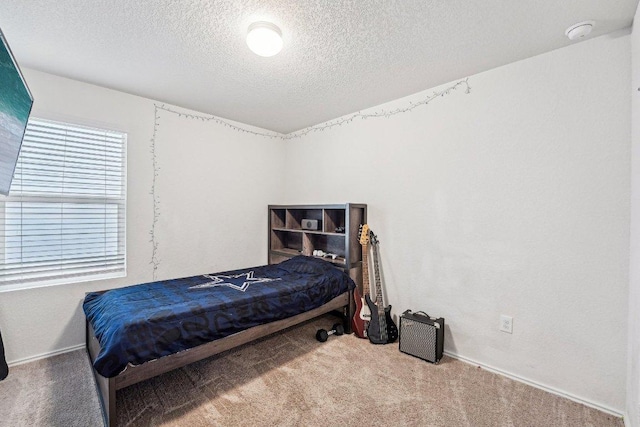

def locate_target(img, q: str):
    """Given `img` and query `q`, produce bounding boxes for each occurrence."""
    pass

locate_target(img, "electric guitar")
[365,230,398,344]
[352,224,372,338]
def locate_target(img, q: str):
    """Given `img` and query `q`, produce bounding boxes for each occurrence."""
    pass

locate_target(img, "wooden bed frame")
[86,291,352,427]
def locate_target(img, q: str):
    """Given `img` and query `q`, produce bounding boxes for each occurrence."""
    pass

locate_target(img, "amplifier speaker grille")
[399,310,444,364]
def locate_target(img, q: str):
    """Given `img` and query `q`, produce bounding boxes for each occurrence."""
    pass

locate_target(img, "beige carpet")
[0,314,625,426]
[118,314,622,427]
[0,347,102,426]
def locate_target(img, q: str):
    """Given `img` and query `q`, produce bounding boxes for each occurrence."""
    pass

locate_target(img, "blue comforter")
[83,256,354,378]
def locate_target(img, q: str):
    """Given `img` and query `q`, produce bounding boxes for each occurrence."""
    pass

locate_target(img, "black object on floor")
[315,323,344,342]
[399,310,445,364]
[0,330,8,380]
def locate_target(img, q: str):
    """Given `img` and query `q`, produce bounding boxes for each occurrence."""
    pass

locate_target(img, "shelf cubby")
[324,209,346,233]
[271,229,302,254]
[271,209,286,229]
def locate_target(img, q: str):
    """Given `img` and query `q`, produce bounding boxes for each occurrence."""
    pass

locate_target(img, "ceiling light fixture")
[565,21,595,41]
[246,22,283,57]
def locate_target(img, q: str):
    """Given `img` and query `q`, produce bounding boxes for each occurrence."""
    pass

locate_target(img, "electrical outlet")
[500,315,513,334]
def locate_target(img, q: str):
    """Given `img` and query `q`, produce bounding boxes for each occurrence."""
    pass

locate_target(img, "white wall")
[285,32,631,412]
[629,4,640,426]
[0,69,286,364]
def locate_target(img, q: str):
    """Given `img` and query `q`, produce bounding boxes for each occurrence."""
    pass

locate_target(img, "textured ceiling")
[0,0,638,133]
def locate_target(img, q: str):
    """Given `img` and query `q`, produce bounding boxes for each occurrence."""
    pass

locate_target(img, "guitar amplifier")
[399,310,444,364]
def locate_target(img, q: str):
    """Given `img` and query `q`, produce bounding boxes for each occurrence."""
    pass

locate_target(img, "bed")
[84,255,355,426]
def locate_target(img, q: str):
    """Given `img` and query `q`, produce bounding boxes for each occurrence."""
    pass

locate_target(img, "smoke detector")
[565,21,595,41]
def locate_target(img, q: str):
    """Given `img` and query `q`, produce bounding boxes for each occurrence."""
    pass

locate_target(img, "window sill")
[0,271,127,293]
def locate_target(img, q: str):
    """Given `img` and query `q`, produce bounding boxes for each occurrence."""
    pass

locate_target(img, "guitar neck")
[362,245,370,295]
[370,237,388,342]
[371,241,384,311]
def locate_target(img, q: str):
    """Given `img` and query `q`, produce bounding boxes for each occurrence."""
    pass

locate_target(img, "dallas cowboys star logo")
[189,271,279,292]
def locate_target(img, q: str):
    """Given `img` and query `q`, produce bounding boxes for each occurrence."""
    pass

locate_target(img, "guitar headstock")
[369,229,379,245]
[359,224,370,246]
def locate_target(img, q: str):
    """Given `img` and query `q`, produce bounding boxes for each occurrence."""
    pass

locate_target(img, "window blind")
[0,118,126,289]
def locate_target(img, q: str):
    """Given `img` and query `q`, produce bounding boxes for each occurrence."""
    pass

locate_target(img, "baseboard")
[8,343,85,367]
[443,350,624,419]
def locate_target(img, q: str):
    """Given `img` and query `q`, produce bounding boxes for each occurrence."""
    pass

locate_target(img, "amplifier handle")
[414,310,432,318]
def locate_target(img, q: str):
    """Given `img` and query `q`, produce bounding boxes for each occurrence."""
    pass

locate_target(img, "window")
[0,118,126,290]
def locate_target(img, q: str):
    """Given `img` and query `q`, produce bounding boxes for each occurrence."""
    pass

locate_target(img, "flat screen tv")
[0,28,33,196]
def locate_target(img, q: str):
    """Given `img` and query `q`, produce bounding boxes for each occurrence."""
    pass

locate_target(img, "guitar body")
[384,309,398,343]
[358,298,371,321]
[351,287,367,338]
[365,294,398,344]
